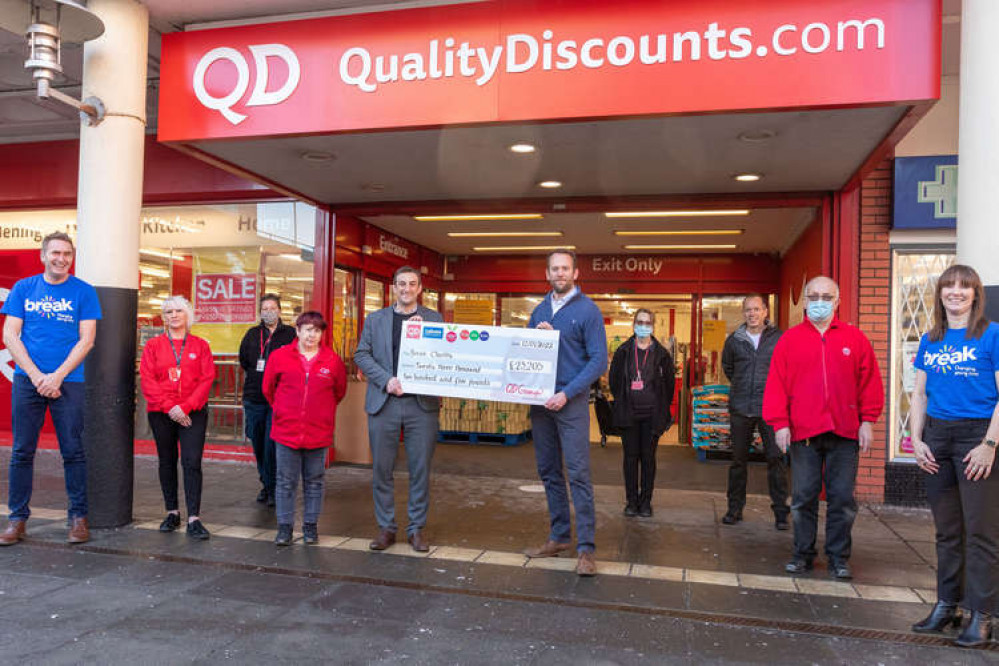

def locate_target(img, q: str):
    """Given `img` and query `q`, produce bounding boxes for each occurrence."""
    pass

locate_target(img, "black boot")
[912,601,961,634]
[955,611,993,648]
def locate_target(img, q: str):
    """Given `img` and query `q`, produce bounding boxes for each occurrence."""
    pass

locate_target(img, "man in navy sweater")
[525,249,608,576]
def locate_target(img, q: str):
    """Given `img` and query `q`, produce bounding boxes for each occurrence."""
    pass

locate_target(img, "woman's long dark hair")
[928,264,989,342]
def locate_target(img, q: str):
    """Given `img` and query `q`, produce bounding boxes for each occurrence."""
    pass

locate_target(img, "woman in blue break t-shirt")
[909,264,999,649]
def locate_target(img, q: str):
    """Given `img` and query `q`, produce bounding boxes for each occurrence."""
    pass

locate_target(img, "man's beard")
[550,281,573,295]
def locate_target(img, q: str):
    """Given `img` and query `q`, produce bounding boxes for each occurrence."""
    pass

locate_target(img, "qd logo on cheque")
[505,383,543,397]
[406,324,421,339]
[194,44,301,125]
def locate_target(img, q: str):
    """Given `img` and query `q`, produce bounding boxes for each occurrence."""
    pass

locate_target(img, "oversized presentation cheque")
[397,322,560,405]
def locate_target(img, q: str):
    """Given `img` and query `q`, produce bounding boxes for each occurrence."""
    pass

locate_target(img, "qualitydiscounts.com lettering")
[339,18,886,92]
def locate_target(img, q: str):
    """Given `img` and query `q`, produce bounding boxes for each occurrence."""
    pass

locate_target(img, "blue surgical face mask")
[634,324,653,339]
[806,300,834,322]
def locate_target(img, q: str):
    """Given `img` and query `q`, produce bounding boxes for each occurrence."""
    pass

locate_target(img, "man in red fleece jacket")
[763,276,884,581]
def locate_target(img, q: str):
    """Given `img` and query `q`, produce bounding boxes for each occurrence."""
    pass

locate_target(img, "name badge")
[168,367,181,382]
[630,380,644,391]
[256,359,266,372]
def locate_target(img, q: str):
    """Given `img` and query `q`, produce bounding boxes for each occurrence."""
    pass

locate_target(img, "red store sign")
[159,0,939,142]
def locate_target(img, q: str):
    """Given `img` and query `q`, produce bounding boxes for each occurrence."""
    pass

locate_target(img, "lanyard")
[259,327,274,358]
[170,334,188,368]
[633,341,651,381]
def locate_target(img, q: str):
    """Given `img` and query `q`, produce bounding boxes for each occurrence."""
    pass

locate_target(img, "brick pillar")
[855,159,892,503]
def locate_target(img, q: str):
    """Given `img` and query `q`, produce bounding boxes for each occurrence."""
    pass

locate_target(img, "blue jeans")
[789,432,859,563]
[8,374,88,520]
[530,394,596,553]
[275,444,327,526]
[244,401,276,493]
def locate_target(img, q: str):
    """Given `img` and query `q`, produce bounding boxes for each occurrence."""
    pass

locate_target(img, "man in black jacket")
[239,294,297,506]
[720,294,789,529]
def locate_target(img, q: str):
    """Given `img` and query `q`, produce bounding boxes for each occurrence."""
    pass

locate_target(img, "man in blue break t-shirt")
[0,232,101,546]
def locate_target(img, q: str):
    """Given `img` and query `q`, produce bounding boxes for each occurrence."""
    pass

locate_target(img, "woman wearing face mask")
[609,309,676,517]
[908,265,999,649]
[139,296,217,540]
[262,312,347,546]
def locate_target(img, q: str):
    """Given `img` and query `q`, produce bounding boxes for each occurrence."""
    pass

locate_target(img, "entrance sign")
[398,321,559,405]
[194,273,258,323]
[159,0,939,142]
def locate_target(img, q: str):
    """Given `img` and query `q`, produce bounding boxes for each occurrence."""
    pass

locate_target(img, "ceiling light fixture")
[538,180,562,189]
[622,244,738,250]
[448,232,563,238]
[734,173,763,182]
[301,150,335,162]
[139,248,175,259]
[509,143,536,153]
[473,245,576,252]
[614,230,744,237]
[737,129,777,144]
[414,214,544,222]
[606,210,750,218]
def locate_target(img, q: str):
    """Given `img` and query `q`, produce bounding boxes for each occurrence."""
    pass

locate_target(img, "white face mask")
[261,311,279,326]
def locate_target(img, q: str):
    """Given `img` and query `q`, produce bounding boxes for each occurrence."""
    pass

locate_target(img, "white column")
[75,0,149,528]
[956,0,999,300]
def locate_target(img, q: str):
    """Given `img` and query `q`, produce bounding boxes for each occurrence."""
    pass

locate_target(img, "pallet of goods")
[437,398,532,446]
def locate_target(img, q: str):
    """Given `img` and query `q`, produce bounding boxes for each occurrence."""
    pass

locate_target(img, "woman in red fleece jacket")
[139,296,216,540]
[263,311,347,546]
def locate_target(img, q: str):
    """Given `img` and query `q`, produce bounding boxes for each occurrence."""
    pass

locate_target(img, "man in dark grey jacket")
[720,294,789,530]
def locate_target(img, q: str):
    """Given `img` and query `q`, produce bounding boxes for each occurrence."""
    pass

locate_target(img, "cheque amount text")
[507,359,550,374]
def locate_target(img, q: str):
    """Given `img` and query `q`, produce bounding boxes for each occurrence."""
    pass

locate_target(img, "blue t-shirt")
[914,323,999,420]
[1,274,102,383]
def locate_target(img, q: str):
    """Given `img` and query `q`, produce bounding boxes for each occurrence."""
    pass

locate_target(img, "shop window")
[364,278,385,318]
[332,268,358,375]
[500,296,544,328]
[890,250,955,461]
[421,289,439,312]
[444,292,496,325]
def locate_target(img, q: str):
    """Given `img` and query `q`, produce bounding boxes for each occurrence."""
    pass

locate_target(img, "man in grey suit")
[354,266,443,552]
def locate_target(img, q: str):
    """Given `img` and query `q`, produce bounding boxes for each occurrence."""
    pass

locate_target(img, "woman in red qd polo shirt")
[139,296,217,540]
[263,311,347,547]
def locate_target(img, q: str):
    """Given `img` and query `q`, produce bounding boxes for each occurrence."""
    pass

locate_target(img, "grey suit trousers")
[368,394,438,535]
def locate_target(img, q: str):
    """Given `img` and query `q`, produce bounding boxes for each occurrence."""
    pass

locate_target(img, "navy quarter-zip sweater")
[528,289,608,400]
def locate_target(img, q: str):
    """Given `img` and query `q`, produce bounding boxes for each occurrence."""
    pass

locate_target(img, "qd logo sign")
[193,44,301,125]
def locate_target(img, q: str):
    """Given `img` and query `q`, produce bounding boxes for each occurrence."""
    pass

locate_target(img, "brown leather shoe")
[0,520,26,546]
[524,539,572,558]
[67,517,90,544]
[369,528,396,551]
[407,530,430,553]
[576,551,597,577]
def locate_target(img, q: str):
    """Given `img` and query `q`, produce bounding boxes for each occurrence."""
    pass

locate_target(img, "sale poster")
[194,273,258,323]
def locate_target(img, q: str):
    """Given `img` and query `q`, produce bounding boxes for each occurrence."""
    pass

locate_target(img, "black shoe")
[186,519,210,540]
[266,492,276,508]
[638,505,653,518]
[775,516,790,531]
[302,523,319,545]
[955,611,993,648]
[159,513,181,532]
[623,504,639,517]
[912,601,962,635]
[275,524,293,546]
[828,561,853,580]
[785,558,813,575]
[721,511,742,525]
[255,488,268,503]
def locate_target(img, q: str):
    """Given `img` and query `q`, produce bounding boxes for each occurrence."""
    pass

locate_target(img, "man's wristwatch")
[984,438,997,450]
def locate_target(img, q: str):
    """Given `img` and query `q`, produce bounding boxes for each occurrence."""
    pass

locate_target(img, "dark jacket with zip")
[721,322,782,418]
[239,321,297,404]
[609,335,675,436]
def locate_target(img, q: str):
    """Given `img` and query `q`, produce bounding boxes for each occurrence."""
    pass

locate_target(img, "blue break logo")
[423,326,444,339]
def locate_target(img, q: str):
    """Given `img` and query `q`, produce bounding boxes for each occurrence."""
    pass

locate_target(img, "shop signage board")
[194,273,258,323]
[893,155,958,230]
[453,299,495,325]
[398,321,559,405]
[159,0,939,142]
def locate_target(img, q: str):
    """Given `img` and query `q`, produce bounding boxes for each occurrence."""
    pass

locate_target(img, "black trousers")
[924,416,999,613]
[148,409,208,517]
[622,417,656,508]
[727,413,789,518]
[789,432,859,563]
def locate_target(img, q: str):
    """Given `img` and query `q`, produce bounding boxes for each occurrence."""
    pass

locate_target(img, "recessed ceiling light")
[734,173,763,182]
[622,244,738,250]
[606,210,750,218]
[538,180,562,189]
[509,143,536,153]
[614,230,744,236]
[473,245,576,252]
[414,214,543,221]
[301,150,335,162]
[448,232,563,238]
[361,182,387,192]
[737,129,777,144]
